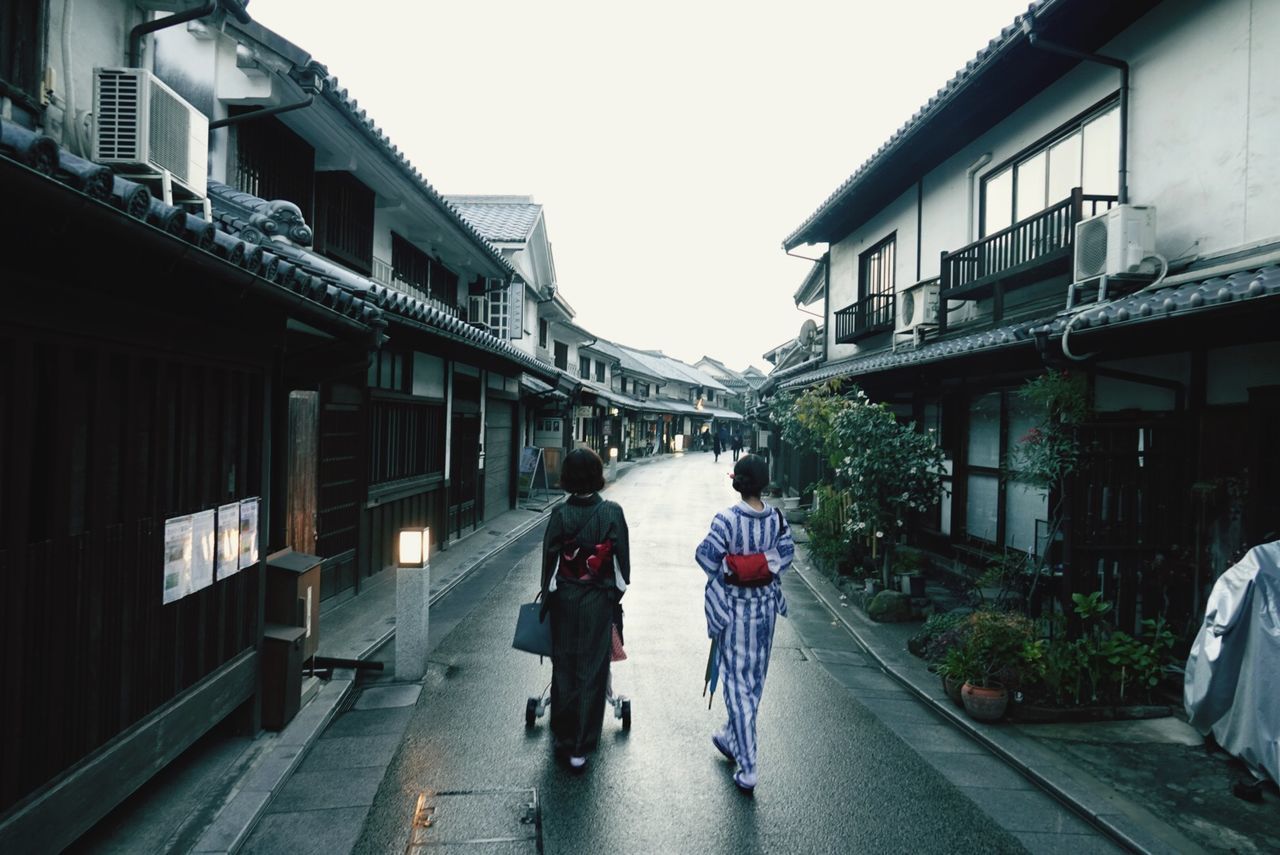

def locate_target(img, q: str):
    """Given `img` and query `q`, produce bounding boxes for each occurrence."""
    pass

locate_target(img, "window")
[233,112,314,217]
[486,280,509,339]
[961,391,1048,554]
[539,319,548,348]
[579,357,591,380]
[554,342,568,370]
[860,235,895,303]
[391,232,430,294]
[1,1,44,107]
[620,378,628,394]
[981,102,1119,236]
[313,171,375,274]
[595,362,605,383]
[367,349,408,393]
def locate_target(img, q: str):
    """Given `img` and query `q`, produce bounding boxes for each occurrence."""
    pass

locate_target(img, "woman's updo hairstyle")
[731,453,769,499]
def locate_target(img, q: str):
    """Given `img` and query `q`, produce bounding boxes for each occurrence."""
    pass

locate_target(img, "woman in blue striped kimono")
[694,453,795,794]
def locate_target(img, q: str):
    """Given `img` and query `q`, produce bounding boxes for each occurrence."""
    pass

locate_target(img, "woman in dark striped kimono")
[695,453,794,794]
[541,448,631,771]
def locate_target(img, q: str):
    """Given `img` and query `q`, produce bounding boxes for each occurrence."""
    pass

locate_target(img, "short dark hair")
[731,453,769,499]
[561,447,605,494]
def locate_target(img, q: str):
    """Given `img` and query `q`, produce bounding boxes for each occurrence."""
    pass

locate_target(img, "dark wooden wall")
[0,329,266,814]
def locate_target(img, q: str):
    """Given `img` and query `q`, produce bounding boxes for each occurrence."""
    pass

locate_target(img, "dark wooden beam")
[0,650,257,853]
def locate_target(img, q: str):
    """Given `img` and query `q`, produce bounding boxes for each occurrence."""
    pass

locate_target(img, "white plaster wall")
[911,0,1280,282]
[826,186,917,361]
[1206,342,1280,405]
[44,0,134,155]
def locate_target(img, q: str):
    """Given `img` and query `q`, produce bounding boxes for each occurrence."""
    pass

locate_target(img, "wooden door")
[286,391,318,554]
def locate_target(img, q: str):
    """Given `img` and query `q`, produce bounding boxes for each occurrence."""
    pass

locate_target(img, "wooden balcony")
[834,291,895,344]
[941,188,1117,304]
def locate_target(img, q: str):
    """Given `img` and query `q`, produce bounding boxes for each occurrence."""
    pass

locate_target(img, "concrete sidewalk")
[788,538,1279,854]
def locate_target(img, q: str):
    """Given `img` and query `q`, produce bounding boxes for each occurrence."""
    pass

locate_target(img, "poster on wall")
[238,497,260,570]
[189,509,216,594]
[162,514,193,605]
[216,502,240,580]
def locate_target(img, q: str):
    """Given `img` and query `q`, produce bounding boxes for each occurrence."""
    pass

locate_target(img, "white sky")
[248,0,1030,372]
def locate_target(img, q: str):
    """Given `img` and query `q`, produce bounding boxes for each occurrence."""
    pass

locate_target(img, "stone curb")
[790,555,1205,855]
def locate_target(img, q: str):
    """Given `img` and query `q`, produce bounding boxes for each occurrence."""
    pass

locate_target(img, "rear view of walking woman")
[541,448,631,771]
[695,454,794,794]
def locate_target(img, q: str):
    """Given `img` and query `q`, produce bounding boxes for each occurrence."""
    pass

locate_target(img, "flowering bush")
[773,383,946,584]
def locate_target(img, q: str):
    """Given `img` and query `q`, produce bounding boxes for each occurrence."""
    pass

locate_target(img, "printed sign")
[216,502,240,579]
[162,514,193,605]
[189,509,216,594]
[517,446,549,498]
[239,497,260,570]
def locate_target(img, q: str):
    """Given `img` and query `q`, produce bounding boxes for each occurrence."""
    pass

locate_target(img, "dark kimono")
[540,494,631,758]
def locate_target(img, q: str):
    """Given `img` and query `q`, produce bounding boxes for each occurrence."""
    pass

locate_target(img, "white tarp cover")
[1183,541,1280,783]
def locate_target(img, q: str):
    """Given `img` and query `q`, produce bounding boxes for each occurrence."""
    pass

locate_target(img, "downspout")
[129,2,216,68]
[1025,25,1129,205]
[208,97,314,129]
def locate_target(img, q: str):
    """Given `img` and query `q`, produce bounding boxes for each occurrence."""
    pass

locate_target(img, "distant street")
[353,454,1027,854]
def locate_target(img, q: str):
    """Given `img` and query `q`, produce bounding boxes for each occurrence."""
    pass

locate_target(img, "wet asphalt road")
[355,453,1025,854]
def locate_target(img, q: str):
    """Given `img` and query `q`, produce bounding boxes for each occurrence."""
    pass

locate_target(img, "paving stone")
[299,734,402,772]
[267,767,386,813]
[960,786,1097,835]
[855,695,946,725]
[191,789,271,853]
[321,706,415,738]
[807,647,872,666]
[879,720,987,754]
[819,663,911,697]
[920,750,1035,790]
[240,806,367,855]
[1013,831,1126,855]
[354,683,422,710]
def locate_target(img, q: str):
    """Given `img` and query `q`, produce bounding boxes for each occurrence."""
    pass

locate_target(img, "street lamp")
[396,526,430,680]
[398,527,429,568]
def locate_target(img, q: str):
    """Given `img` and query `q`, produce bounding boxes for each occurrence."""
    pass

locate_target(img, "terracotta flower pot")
[942,674,964,707]
[961,682,1009,722]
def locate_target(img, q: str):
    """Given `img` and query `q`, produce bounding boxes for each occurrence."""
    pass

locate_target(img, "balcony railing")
[834,291,895,343]
[370,256,463,320]
[941,188,1117,301]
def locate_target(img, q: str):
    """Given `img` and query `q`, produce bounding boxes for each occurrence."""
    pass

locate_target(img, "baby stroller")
[525,622,631,730]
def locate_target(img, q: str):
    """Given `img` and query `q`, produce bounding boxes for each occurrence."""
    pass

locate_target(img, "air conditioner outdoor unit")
[1073,204,1156,282]
[93,67,208,199]
[896,279,941,337]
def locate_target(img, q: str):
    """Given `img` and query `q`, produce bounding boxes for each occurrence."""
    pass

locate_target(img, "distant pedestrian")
[541,448,631,772]
[713,432,723,462]
[731,432,743,462]
[694,454,794,794]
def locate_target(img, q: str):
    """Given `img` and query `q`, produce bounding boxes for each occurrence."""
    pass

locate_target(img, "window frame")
[979,95,1120,238]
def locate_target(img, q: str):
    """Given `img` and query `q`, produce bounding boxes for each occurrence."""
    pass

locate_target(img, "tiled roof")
[784,0,1054,249]
[0,118,380,331]
[445,196,542,243]
[299,64,514,277]
[775,266,1280,390]
[578,377,644,410]
[207,181,558,380]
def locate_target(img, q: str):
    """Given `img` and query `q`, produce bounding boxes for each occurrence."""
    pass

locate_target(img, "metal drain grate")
[406,788,542,853]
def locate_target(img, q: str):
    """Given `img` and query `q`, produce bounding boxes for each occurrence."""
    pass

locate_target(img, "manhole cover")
[406,788,541,853]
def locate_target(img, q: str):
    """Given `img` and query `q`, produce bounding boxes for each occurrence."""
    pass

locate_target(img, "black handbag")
[513,594,553,657]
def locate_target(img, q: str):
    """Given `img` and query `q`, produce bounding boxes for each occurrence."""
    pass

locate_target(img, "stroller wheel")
[525,697,538,729]
[620,699,631,731]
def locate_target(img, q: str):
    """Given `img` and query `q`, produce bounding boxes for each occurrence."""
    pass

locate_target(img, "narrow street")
[326,454,1034,854]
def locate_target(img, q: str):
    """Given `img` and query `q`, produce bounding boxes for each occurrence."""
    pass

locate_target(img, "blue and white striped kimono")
[694,502,795,780]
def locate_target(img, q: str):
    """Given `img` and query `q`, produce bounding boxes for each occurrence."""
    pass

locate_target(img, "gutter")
[1025,24,1129,204]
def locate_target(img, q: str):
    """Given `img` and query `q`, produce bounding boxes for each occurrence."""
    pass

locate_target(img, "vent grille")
[95,69,140,161]
[1075,216,1110,280]
[899,290,915,326]
[149,84,191,183]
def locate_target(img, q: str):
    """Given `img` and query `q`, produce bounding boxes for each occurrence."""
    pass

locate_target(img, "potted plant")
[936,644,975,707]
[959,611,1038,722]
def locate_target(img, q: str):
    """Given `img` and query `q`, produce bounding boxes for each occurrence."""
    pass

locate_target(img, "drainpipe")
[208,97,314,129]
[1024,24,1129,205]
[129,2,216,68]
